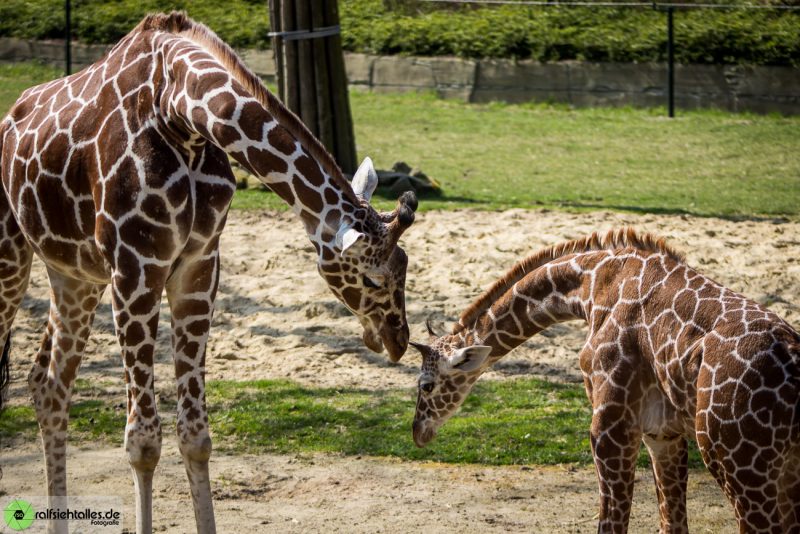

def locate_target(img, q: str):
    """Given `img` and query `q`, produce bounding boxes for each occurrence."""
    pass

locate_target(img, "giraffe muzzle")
[412,419,436,448]
[380,322,409,363]
[362,328,385,354]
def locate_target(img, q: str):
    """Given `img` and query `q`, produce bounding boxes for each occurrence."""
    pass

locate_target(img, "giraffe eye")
[363,275,381,289]
[419,381,434,394]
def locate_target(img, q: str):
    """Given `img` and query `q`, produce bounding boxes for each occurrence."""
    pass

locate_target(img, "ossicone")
[386,191,418,240]
[409,341,430,355]
[425,316,440,337]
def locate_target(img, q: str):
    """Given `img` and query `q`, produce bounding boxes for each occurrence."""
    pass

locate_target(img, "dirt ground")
[2,208,799,532]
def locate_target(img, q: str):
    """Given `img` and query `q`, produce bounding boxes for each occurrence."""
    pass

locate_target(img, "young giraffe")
[411,228,800,534]
[0,12,417,534]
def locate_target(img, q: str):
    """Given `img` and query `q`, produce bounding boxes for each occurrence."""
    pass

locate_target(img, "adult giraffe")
[0,12,416,533]
[411,228,800,533]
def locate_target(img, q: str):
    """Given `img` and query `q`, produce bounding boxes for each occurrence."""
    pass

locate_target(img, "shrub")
[0,0,796,66]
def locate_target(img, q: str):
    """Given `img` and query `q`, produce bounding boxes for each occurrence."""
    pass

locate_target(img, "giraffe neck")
[157,31,360,254]
[457,254,597,359]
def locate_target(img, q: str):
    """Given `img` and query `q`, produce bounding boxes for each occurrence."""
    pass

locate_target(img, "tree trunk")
[269,0,357,175]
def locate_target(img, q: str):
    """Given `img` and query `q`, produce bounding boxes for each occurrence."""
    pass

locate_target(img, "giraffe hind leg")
[28,269,105,532]
[642,434,689,534]
[27,268,105,534]
[0,332,11,411]
[778,444,800,531]
[0,219,34,412]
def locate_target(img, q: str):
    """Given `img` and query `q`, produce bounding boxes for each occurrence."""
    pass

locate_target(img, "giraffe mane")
[454,227,684,333]
[134,11,359,205]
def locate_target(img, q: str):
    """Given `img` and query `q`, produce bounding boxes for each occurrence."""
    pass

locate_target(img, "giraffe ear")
[447,345,491,373]
[351,156,379,202]
[336,225,365,256]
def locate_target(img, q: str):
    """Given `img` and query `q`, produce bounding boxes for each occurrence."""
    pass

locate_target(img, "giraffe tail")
[0,331,10,413]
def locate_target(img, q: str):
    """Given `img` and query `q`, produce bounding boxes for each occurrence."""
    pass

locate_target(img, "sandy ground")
[2,208,799,532]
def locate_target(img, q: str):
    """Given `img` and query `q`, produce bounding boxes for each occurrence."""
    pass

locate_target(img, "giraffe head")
[409,330,492,447]
[318,158,417,362]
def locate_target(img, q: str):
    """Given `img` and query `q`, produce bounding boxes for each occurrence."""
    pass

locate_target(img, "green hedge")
[0,0,270,49]
[0,0,797,66]
[342,1,800,66]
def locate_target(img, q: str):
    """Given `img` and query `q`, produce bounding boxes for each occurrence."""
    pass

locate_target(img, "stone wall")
[1,37,797,115]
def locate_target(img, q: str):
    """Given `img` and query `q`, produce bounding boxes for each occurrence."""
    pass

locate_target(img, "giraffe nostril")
[386,313,402,328]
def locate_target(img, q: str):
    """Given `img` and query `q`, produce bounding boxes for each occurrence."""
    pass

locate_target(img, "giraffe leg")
[111,265,170,534]
[589,405,642,534]
[642,435,689,534]
[580,341,643,534]
[778,445,800,531]
[697,402,786,532]
[27,269,105,534]
[165,249,221,534]
[0,196,34,409]
[695,357,799,534]
[699,439,785,533]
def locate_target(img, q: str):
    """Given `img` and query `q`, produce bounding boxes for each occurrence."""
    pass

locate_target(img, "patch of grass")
[227,92,800,218]
[352,91,800,218]
[2,378,705,468]
[0,406,38,438]
[0,401,124,445]
[207,378,705,468]
[2,62,797,218]
[208,378,593,465]
[0,61,63,116]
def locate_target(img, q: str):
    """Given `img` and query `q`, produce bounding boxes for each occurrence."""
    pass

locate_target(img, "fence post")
[667,6,675,118]
[65,0,72,75]
[268,0,284,101]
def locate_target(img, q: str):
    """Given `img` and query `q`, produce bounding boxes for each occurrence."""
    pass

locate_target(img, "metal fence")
[59,0,799,116]
[419,0,799,116]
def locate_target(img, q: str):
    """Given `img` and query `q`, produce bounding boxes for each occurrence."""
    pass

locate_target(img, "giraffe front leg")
[166,251,220,534]
[111,266,169,534]
[27,270,105,534]
[589,405,642,534]
[642,435,689,534]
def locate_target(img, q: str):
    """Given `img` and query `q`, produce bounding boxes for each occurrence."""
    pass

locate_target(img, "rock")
[232,167,251,190]
[375,162,442,196]
[392,161,413,174]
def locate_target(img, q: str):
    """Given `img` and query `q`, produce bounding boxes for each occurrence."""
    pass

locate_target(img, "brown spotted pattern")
[412,228,800,534]
[0,12,415,534]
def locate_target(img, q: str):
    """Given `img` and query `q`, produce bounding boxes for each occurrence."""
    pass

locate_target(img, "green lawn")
[2,62,798,218]
[0,378,706,468]
[0,62,63,115]
[353,92,799,217]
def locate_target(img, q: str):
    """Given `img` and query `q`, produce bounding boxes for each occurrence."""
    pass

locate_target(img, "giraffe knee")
[125,421,163,472]
[179,433,213,464]
[127,442,162,472]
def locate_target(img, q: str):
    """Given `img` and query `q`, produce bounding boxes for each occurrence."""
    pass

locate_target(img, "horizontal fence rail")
[421,0,800,8]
